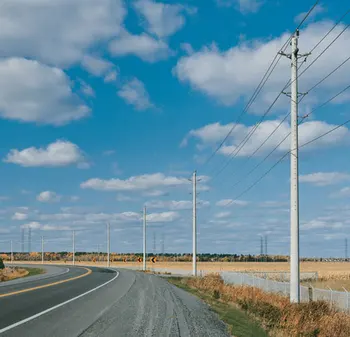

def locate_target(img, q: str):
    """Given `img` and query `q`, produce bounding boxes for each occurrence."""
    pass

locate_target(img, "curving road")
[0,265,229,337]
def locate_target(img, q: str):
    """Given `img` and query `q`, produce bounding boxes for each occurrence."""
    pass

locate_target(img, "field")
[12,260,350,280]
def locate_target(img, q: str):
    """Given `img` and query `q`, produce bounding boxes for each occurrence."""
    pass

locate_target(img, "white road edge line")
[0,269,120,334]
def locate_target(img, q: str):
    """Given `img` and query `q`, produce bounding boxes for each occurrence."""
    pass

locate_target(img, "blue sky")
[0,0,349,257]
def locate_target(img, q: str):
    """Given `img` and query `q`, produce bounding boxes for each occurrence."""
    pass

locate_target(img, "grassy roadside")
[168,277,268,337]
[24,267,45,278]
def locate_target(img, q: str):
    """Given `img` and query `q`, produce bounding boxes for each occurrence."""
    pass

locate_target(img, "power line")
[224,80,350,206]
[211,14,350,183]
[228,60,350,189]
[198,1,320,171]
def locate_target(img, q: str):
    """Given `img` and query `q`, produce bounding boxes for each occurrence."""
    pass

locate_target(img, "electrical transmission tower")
[260,236,263,261]
[153,231,156,256]
[345,238,348,262]
[21,228,24,253]
[28,227,32,253]
[264,235,268,262]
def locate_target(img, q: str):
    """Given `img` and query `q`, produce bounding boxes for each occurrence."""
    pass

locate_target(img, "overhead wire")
[197,0,320,172]
[221,83,350,207]
[210,9,350,183]
[225,55,350,189]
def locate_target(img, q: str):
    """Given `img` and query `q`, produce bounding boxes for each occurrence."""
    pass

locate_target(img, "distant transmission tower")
[260,236,263,261]
[153,232,156,256]
[345,238,348,261]
[161,233,165,262]
[264,235,268,262]
[28,227,31,253]
[21,228,24,253]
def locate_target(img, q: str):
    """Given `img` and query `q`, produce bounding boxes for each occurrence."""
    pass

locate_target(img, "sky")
[0,0,349,257]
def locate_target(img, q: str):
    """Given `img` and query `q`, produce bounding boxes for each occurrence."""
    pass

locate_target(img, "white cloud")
[183,120,350,157]
[294,5,326,24]
[215,211,231,218]
[81,55,114,77]
[104,70,118,83]
[117,78,154,111]
[302,219,343,230]
[81,173,189,191]
[21,221,71,231]
[4,140,85,167]
[37,191,61,203]
[331,186,350,198]
[174,21,350,109]
[300,172,350,186]
[258,200,288,208]
[147,211,180,223]
[143,190,168,197]
[0,58,90,125]
[12,212,28,220]
[216,0,262,14]
[134,0,196,38]
[103,150,116,156]
[79,80,95,97]
[216,199,249,206]
[109,30,170,62]
[145,199,208,210]
[0,0,126,67]
[70,196,80,202]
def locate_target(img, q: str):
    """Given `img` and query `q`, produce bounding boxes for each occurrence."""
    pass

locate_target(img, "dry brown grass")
[183,274,350,337]
[0,267,28,282]
[12,260,350,276]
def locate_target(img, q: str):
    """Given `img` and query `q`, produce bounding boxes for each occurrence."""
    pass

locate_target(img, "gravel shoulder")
[80,270,230,337]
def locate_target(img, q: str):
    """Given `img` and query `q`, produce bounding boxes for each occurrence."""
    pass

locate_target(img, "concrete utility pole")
[290,32,301,303]
[280,30,309,303]
[143,206,147,271]
[41,236,44,264]
[107,223,110,267]
[72,230,75,266]
[10,240,13,263]
[192,170,197,276]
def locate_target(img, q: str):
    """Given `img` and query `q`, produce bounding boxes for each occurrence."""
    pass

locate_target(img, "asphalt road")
[0,265,230,337]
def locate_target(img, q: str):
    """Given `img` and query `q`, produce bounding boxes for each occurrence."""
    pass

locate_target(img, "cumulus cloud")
[330,186,350,198]
[174,21,350,110]
[147,211,180,223]
[37,191,61,203]
[134,0,196,38]
[0,58,90,125]
[300,172,350,186]
[0,0,126,67]
[117,78,154,111]
[81,55,114,77]
[104,70,118,83]
[182,120,350,157]
[109,30,170,62]
[12,212,28,220]
[216,0,262,14]
[216,199,249,206]
[21,221,71,231]
[294,5,326,24]
[81,173,189,191]
[214,211,231,218]
[4,140,85,167]
[146,199,209,210]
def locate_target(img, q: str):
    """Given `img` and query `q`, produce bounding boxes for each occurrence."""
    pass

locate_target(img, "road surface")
[0,265,230,337]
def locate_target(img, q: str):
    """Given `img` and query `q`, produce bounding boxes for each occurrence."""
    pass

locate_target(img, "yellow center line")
[0,268,92,299]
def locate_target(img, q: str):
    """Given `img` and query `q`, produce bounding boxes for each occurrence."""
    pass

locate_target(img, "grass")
[169,274,350,337]
[168,277,268,337]
[24,267,45,278]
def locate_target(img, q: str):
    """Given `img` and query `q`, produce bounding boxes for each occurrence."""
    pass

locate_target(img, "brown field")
[11,260,350,277]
